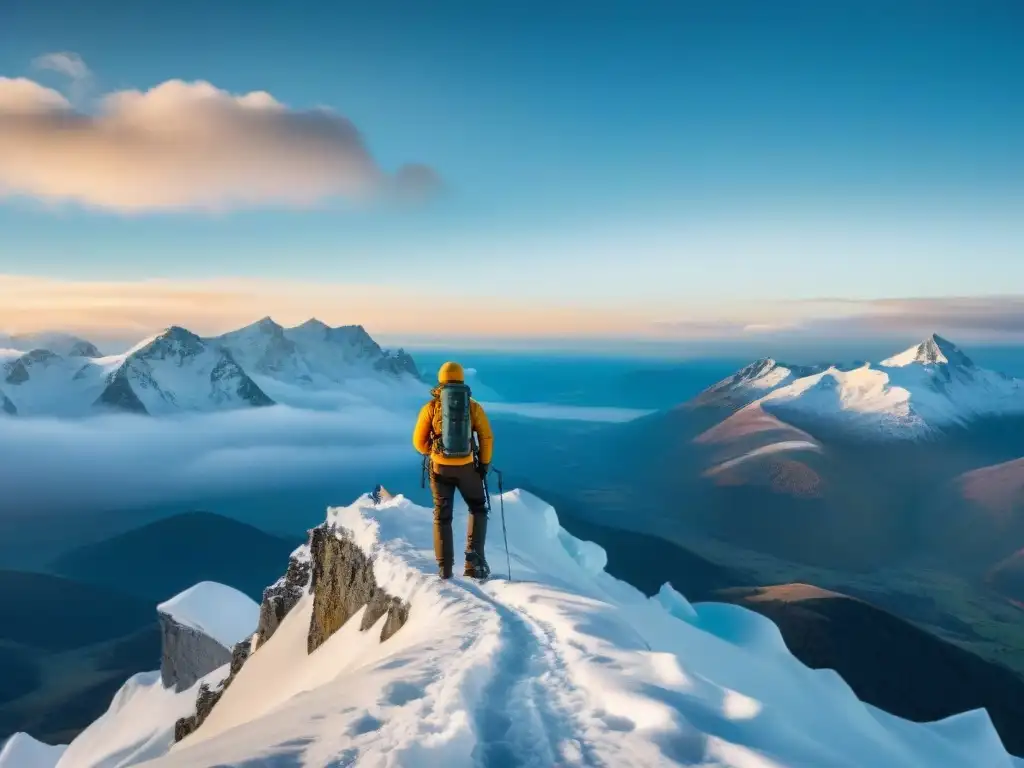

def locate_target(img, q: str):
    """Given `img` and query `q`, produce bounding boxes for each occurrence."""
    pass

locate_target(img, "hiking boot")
[438,563,453,580]
[463,552,491,580]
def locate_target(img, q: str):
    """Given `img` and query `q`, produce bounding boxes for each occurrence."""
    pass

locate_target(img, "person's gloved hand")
[476,462,490,478]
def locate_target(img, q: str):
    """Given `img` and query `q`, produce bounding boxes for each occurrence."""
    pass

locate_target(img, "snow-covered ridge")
[690,357,835,408]
[43,490,1021,767]
[719,335,1024,439]
[54,670,230,768]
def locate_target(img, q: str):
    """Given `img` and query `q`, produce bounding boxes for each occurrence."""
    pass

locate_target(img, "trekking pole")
[487,467,512,582]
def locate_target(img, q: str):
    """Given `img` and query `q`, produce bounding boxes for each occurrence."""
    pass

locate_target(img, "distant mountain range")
[0,570,161,745]
[519,335,1024,614]
[0,319,421,417]
[688,334,1024,439]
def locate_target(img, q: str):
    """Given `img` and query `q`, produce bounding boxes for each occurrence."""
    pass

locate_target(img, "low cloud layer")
[0,405,416,517]
[0,64,440,212]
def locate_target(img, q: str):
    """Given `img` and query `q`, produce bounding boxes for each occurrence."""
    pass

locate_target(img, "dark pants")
[429,462,488,568]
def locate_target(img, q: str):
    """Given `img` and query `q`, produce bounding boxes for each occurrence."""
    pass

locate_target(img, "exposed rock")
[0,390,15,415]
[158,612,233,692]
[68,340,102,358]
[229,637,251,675]
[94,366,148,414]
[172,636,251,742]
[307,523,410,653]
[4,359,28,385]
[370,485,394,504]
[173,679,226,742]
[176,516,410,744]
[254,545,312,650]
[374,348,420,378]
[209,349,275,407]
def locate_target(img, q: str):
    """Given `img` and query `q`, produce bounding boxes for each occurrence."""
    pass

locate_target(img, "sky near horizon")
[0,1,1022,347]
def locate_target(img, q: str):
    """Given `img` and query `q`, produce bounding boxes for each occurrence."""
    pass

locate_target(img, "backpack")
[434,382,473,459]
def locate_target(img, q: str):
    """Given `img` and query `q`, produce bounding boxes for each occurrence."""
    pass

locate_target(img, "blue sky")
[0,1,1022,345]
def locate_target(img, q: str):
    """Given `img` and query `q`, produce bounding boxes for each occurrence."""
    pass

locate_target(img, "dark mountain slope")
[52,511,299,602]
[0,572,161,744]
[0,571,155,651]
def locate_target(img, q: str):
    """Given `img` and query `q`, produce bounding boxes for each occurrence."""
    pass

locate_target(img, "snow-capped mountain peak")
[254,316,282,332]
[129,327,207,363]
[291,318,330,337]
[689,357,832,409]
[1,318,422,417]
[881,334,975,369]
[743,336,1024,439]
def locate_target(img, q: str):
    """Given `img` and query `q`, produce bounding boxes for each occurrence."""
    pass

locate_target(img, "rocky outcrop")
[175,510,412,743]
[209,350,275,408]
[68,340,101,358]
[175,551,311,742]
[254,546,312,650]
[94,366,148,414]
[158,611,234,692]
[173,638,250,742]
[374,348,420,379]
[307,524,409,652]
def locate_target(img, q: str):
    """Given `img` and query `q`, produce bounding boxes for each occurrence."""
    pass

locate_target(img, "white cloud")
[0,62,441,212]
[32,51,91,83]
[0,405,416,515]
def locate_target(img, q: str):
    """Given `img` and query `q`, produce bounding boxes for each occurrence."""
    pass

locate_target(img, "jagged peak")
[326,324,375,345]
[68,339,102,357]
[295,318,330,331]
[228,316,285,336]
[882,333,974,368]
[125,325,206,359]
[19,348,62,364]
[255,316,282,330]
[735,357,779,379]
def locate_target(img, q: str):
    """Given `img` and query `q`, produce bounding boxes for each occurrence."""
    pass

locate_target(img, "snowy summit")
[738,335,1024,438]
[157,582,259,651]
[0,318,423,418]
[42,489,1023,767]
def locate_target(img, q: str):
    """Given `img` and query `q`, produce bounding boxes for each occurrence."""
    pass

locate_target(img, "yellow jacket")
[413,396,494,467]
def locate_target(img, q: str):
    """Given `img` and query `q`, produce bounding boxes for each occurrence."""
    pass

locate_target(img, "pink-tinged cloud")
[0,73,441,212]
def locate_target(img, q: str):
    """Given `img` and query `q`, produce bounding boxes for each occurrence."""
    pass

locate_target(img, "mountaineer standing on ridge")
[413,361,494,580]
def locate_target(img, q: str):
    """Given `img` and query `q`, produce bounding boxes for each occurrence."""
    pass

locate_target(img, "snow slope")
[41,490,1015,767]
[0,733,67,768]
[752,335,1024,438]
[690,358,833,409]
[55,670,228,768]
[156,582,259,649]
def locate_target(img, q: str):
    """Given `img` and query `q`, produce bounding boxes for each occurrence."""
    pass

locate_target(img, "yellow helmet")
[437,361,465,384]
